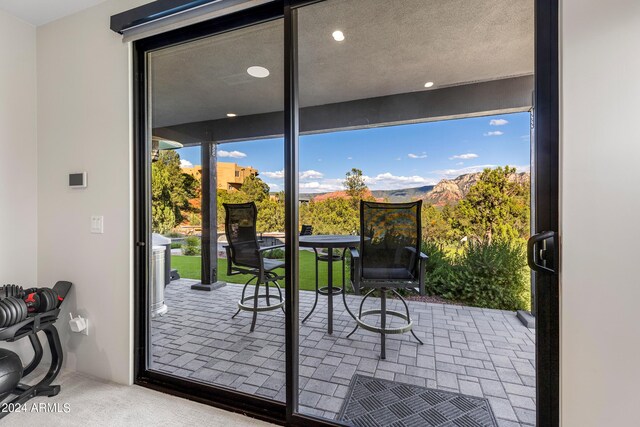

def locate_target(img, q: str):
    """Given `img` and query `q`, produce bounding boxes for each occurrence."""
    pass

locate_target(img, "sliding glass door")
[132,1,558,426]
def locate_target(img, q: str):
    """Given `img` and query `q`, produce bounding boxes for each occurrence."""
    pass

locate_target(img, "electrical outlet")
[91,216,104,234]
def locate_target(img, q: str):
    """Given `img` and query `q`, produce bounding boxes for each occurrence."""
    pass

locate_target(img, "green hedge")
[423,240,530,311]
[263,247,285,259]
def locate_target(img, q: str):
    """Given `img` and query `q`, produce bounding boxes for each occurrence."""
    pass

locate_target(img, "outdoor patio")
[151,279,536,427]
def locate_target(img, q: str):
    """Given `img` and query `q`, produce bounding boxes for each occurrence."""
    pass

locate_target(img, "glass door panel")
[294,0,535,424]
[147,17,286,402]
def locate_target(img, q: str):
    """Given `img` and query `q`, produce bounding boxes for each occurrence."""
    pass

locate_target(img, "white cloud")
[449,153,479,160]
[299,179,343,192]
[262,169,284,179]
[299,182,320,189]
[484,131,504,137]
[260,169,324,185]
[364,172,437,190]
[490,119,509,126]
[263,169,324,180]
[299,170,324,180]
[266,182,281,191]
[218,150,247,158]
[433,164,498,178]
[456,162,464,166]
[180,159,193,168]
[347,157,353,160]
[408,152,427,159]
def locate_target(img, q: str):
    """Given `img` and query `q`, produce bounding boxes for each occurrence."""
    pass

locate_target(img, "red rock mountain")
[421,171,530,206]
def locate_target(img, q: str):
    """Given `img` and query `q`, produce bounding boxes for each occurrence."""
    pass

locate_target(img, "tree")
[454,166,529,244]
[240,175,270,202]
[343,168,368,207]
[256,197,285,233]
[151,151,198,233]
[215,175,283,232]
[422,204,454,242]
[216,188,249,230]
[300,197,359,235]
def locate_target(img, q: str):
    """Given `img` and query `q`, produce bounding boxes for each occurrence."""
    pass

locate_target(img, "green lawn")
[171,250,349,292]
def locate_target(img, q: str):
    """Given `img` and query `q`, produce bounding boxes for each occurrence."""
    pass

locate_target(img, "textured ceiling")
[150,0,534,128]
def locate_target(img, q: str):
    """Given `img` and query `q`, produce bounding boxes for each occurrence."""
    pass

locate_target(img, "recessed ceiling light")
[227,113,237,117]
[424,81,434,88]
[247,66,270,78]
[332,30,345,42]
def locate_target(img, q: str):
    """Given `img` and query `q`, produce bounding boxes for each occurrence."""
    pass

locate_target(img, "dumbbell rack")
[0,293,66,418]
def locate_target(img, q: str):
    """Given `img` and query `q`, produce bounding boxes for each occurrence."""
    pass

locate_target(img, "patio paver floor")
[152,279,535,426]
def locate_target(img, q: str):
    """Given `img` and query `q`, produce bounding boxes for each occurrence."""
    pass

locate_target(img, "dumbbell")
[0,287,61,328]
[0,297,27,328]
[23,288,59,314]
[0,284,25,300]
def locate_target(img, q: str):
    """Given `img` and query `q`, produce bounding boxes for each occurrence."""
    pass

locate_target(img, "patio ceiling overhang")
[153,75,533,145]
[149,0,534,146]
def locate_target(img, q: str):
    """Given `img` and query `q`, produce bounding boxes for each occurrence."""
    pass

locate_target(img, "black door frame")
[131,1,559,426]
[532,1,559,426]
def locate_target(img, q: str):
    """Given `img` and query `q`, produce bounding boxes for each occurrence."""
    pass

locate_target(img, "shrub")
[182,236,201,256]
[320,248,345,257]
[263,247,285,259]
[170,242,182,249]
[421,241,457,297]
[453,240,529,311]
[421,239,530,311]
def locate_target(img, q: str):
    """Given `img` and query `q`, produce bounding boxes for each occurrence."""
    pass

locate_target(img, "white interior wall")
[36,0,149,385]
[0,11,38,290]
[0,10,39,359]
[560,0,640,425]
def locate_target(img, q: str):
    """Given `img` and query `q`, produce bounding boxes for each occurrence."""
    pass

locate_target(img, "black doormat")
[337,374,498,427]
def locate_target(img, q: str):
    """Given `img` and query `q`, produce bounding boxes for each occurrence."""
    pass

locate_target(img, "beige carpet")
[0,370,276,426]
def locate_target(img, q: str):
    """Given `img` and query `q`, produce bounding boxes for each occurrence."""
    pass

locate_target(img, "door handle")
[528,231,557,274]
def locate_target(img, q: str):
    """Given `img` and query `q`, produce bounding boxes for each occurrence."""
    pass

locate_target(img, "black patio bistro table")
[299,234,360,334]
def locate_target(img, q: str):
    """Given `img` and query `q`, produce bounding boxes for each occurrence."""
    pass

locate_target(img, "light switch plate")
[91,216,104,234]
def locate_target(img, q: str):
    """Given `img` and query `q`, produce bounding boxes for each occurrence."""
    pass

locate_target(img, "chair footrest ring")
[238,295,285,312]
[316,255,344,262]
[317,286,343,296]
[354,309,414,335]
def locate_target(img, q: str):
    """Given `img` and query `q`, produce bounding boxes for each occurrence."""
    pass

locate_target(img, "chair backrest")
[223,202,260,268]
[300,225,313,236]
[360,200,422,280]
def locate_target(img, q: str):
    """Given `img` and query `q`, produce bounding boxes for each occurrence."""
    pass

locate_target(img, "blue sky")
[176,111,530,193]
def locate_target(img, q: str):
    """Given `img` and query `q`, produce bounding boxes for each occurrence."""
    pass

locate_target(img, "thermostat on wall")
[69,172,87,188]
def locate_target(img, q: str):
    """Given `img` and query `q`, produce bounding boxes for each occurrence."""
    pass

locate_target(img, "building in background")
[182,162,259,191]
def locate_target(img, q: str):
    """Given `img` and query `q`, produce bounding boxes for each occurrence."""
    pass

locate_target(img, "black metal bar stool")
[343,201,427,359]
[224,202,285,332]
